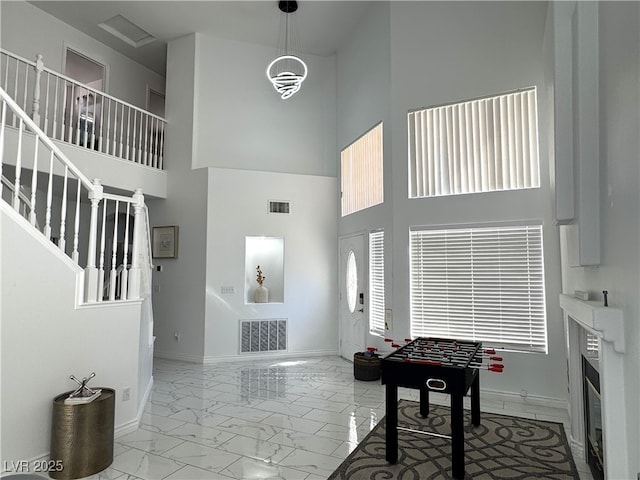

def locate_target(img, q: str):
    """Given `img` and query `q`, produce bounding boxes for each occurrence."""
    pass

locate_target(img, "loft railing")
[0,49,166,170]
[0,85,151,303]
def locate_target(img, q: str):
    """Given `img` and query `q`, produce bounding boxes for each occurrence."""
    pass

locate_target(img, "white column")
[84,179,103,302]
[127,188,145,300]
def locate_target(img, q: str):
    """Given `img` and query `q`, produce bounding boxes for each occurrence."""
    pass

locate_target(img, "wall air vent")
[268,201,291,214]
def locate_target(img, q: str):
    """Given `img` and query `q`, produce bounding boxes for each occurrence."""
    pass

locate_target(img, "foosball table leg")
[419,387,430,417]
[471,373,481,426]
[385,384,398,464]
[451,393,465,480]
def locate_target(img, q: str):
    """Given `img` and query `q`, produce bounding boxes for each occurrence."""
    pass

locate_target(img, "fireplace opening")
[582,355,604,480]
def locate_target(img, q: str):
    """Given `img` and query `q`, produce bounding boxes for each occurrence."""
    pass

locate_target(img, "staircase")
[0,51,159,464]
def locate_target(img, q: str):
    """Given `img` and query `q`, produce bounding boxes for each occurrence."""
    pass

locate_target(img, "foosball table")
[380,336,503,480]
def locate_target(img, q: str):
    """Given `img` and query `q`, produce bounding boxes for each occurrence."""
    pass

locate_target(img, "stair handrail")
[1,85,151,303]
[0,86,94,190]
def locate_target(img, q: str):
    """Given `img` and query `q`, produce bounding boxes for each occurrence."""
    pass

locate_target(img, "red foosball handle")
[367,347,378,352]
[485,349,496,354]
[403,358,442,366]
[489,365,504,372]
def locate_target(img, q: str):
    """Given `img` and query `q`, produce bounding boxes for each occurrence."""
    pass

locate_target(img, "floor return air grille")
[240,319,287,353]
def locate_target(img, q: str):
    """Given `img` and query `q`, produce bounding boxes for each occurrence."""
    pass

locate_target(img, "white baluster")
[43,72,51,136]
[98,93,104,152]
[89,93,96,149]
[138,111,144,163]
[109,201,120,301]
[0,100,6,197]
[59,79,67,141]
[150,118,157,168]
[21,61,28,113]
[158,122,165,169]
[58,166,69,252]
[12,57,19,126]
[131,109,137,161]
[71,179,81,263]
[97,198,107,302]
[121,202,131,300]
[67,83,75,143]
[127,188,144,300]
[121,107,127,159]
[85,178,103,302]
[82,92,89,147]
[12,119,23,212]
[29,138,39,226]
[32,53,43,126]
[43,150,54,239]
[107,99,113,155]
[143,114,149,166]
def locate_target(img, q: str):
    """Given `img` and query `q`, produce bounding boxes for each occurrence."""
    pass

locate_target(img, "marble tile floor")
[62,356,594,480]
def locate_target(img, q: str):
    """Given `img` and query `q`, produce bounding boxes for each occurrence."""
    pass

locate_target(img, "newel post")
[84,178,103,302]
[127,188,145,300]
[32,53,44,125]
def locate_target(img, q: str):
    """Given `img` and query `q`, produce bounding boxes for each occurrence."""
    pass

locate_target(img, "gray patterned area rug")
[328,399,579,480]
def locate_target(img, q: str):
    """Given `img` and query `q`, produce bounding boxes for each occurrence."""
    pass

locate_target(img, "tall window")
[369,230,385,336]
[408,88,540,198]
[410,223,547,353]
[341,123,383,216]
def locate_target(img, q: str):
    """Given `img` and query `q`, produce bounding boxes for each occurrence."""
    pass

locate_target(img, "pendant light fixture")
[266,1,307,100]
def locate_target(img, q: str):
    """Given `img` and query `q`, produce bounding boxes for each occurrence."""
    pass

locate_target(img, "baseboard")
[113,374,154,439]
[202,349,339,364]
[481,387,569,412]
[155,349,339,364]
[153,351,208,363]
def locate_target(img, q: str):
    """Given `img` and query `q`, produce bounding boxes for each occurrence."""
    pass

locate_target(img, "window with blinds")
[408,88,540,198]
[409,223,547,353]
[369,230,385,336]
[341,123,383,216]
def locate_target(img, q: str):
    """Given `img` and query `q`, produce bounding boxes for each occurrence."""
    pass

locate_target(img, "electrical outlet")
[221,286,235,294]
[122,387,131,402]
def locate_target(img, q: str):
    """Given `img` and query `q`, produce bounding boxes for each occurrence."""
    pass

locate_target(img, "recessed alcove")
[244,236,284,304]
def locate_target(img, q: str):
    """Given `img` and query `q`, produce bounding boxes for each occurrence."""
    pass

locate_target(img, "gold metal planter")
[49,388,115,479]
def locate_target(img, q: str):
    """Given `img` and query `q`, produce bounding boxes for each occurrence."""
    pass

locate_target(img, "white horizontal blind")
[408,88,540,198]
[410,224,547,352]
[341,122,383,216]
[369,230,385,336]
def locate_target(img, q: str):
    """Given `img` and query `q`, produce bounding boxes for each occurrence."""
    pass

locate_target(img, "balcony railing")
[1,49,166,170]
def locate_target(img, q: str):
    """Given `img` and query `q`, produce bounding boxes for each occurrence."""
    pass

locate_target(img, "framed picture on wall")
[152,226,179,259]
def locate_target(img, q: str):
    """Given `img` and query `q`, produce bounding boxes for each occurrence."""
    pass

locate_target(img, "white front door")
[339,234,366,361]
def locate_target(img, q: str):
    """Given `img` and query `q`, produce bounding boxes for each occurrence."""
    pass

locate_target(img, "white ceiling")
[28,1,375,76]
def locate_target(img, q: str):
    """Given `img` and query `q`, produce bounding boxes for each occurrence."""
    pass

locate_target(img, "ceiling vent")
[98,14,156,48]
[269,201,291,214]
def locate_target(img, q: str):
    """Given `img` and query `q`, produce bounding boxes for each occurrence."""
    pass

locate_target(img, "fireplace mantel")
[559,293,628,480]
[559,294,624,352]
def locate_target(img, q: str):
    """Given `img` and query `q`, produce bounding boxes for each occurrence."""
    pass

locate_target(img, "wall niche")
[244,236,284,304]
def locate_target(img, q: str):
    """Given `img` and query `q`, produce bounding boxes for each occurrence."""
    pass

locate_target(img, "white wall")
[558,3,640,477]
[337,1,567,402]
[0,1,165,110]
[148,34,208,362]
[193,34,337,177]
[204,168,338,360]
[1,205,144,462]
